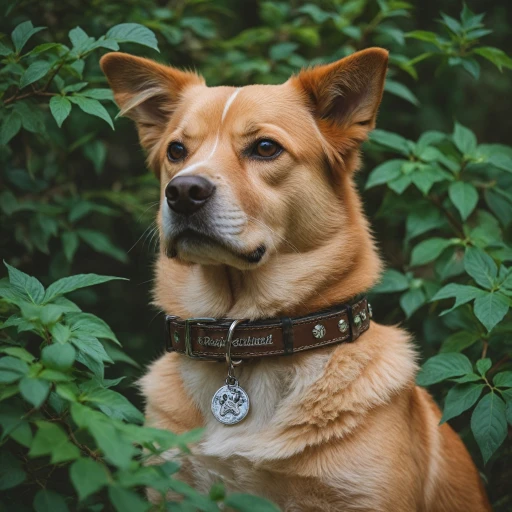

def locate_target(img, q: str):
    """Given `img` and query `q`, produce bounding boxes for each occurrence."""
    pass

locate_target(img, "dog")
[101,47,491,511]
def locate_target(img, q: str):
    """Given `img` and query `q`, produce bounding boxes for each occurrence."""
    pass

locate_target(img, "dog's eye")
[252,139,282,159]
[167,142,187,162]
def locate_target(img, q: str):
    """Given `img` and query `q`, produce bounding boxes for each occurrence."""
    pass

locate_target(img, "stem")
[3,90,58,105]
[428,194,465,238]
[481,340,488,359]
[3,52,69,105]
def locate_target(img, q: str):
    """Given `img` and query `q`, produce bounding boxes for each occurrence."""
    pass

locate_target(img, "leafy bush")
[367,122,512,463]
[0,263,279,511]
[1,0,511,510]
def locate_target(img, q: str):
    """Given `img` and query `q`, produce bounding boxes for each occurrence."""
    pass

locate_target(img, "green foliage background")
[1,0,511,510]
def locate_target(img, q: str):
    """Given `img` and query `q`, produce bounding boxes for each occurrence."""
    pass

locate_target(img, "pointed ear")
[100,52,203,153]
[291,48,388,163]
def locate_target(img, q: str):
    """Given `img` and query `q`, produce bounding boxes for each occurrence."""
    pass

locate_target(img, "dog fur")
[101,48,491,511]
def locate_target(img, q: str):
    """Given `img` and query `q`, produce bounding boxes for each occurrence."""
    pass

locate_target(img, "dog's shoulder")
[139,352,204,433]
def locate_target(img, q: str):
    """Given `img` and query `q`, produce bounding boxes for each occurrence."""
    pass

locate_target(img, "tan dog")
[101,48,490,511]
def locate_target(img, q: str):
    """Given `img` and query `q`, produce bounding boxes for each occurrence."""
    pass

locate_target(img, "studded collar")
[164,296,371,361]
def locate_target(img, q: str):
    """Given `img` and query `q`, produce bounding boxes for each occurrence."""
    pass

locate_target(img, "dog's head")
[101,49,387,271]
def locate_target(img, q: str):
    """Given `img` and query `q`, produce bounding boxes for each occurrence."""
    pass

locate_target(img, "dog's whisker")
[147,226,161,254]
[135,201,160,223]
[128,222,156,254]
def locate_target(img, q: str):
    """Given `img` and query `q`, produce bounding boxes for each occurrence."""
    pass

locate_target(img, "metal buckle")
[184,317,217,358]
[165,315,178,352]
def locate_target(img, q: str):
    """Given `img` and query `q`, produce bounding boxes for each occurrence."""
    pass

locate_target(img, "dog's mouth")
[164,229,266,265]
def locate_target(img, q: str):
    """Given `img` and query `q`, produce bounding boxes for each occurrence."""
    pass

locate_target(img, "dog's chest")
[176,356,397,511]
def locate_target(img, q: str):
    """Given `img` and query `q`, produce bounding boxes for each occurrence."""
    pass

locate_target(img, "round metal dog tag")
[211,381,250,425]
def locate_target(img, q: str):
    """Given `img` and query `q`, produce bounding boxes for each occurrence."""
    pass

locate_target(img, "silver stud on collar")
[174,332,180,344]
[360,310,367,322]
[368,303,373,318]
[312,324,326,339]
[353,315,362,328]
[338,319,348,333]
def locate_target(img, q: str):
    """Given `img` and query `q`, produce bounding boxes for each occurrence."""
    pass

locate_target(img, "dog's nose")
[165,176,216,214]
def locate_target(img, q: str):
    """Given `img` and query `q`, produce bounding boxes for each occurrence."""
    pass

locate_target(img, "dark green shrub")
[1,1,511,510]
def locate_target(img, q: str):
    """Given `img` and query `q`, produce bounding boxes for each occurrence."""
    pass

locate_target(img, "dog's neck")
[154,176,382,320]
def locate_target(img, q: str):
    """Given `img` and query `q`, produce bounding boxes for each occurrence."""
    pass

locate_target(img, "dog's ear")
[100,52,203,154]
[291,48,388,165]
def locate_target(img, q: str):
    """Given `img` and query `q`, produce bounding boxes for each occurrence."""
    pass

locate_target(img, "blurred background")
[1,0,511,508]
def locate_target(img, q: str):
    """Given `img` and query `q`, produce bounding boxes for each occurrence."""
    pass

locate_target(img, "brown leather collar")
[164,297,371,361]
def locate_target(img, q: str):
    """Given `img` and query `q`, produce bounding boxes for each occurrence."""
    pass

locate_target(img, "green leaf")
[463,247,497,290]
[369,130,411,156]
[68,96,114,129]
[71,334,113,364]
[431,283,485,315]
[81,88,114,101]
[417,353,473,386]
[62,231,79,262]
[29,421,80,463]
[487,154,512,173]
[461,57,480,79]
[19,60,52,89]
[494,371,512,388]
[0,356,29,383]
[411,164,451,195]
[77,229,128,262]
[49,96,72,128]
[33,489,69,512]
[453,122,477,156]
[83,388,144,423]
[440,12,462,35]
[0,346,34,362]
[484,189,512,227]
[440,383,485,424]
[405,30,444,48]
[44,274,126,303]
[297,4,331,23]
[452,373,483,384]
[473,46,512,71]
[476,358,492,376]
[19,377,51,407]
[55,382,78,401]
[76,352,104,378]
[406,207,444,240]
[4,261,45,303]
[0,41,13,56]
[67,312,120,344]
[50,323,72,344]
[449,182,478,221]
[108,486,150,512]
[399,288,426,318]
[70,458,109,500]
[106,23,159,51]
[384,79,419,106]
[11,21,46,53]
[372,269,409,293]
[440,331,479,353]
[41,343,75,370]
[69,27,92,53]
[473,292,509,332]
[13,101,45,133]
[83,140,107,174]
[70,403,136,468]
[0,451,26,490]
[365,159,405,189]
[269,42,298,61]
[0,110,22,145]
[471,392,507,463]
[410,238,454,266]
[224,493,280,512]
